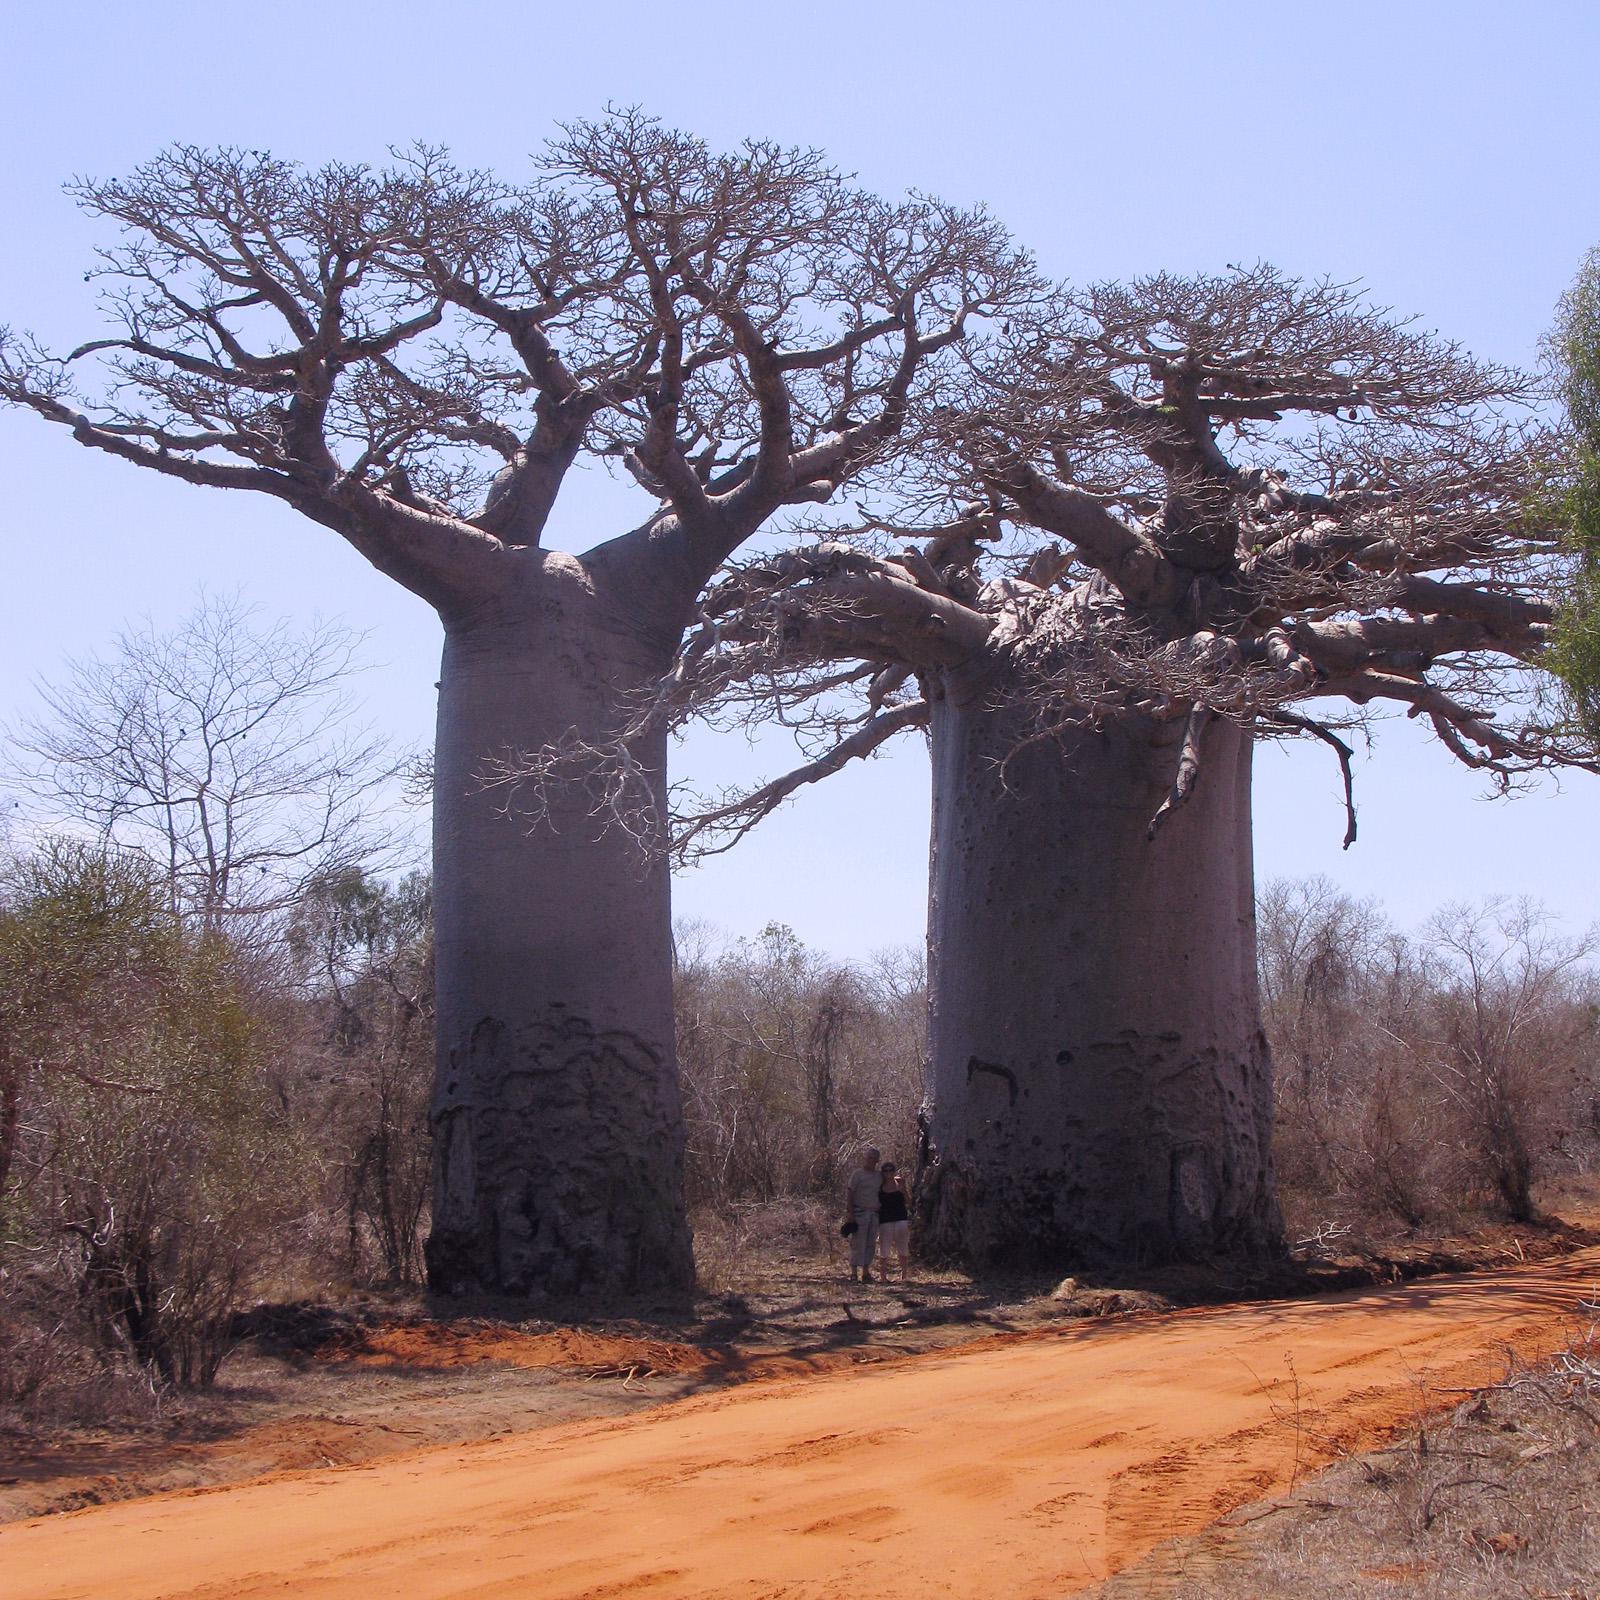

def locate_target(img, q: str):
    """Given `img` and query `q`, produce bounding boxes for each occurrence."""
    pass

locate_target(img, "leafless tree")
[541,267,1593,1268]
[0,114,1036,1295]
[1422,899,1598,1222]
[5,593,398,933]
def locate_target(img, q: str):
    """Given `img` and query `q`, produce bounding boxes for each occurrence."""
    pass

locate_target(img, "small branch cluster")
[477,727,669,863]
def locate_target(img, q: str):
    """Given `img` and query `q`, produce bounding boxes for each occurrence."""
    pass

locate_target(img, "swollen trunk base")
[920,698,1282,1269]
[425,557,693,1297]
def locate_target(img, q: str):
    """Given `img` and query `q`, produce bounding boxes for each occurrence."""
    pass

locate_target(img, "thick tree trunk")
[425,553,694,1297]
[920,690,1281,1269]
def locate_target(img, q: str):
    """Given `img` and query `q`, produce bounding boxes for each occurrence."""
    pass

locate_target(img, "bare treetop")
[955,267,1538,592]
[4,593,401,929]
[551,265,1592,858]
[0,112,1037,611]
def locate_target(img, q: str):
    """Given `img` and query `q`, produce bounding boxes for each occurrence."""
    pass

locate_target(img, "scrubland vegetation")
[2,831,1596,1425]
[1,599,1597,1435]
[1263,878,1600,1242]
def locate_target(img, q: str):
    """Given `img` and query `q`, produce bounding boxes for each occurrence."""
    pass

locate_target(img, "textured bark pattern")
[921,695,1281,1268]
[426,555,693,1296]
[429,1008,690,1295]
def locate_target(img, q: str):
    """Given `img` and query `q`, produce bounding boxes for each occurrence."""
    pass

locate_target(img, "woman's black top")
[878,1186,909,1224]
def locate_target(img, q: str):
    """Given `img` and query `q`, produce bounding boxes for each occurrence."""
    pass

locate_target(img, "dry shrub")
[287,869,434,1288]
[674,922,925,1210]
[0,842,308,1405]
[0,1258,173,1425]
[1262,878,1599,1245]
[1117,1307,1600,1600]
[689,1196,838,1292]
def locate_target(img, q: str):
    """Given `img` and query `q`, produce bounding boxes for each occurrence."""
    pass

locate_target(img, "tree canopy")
[0,114,1036,614]
[589,265,1596,856]
[1545,247,1600,747]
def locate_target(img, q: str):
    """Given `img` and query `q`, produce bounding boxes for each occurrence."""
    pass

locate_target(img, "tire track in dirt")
[6,1247,1599,1600]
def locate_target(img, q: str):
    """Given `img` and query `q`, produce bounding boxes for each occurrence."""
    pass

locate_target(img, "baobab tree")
[0,114,1034,1294]
[586,267,1592,1268]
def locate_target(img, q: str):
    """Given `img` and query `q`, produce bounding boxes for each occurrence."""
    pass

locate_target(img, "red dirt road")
[7,1247,1599,1600]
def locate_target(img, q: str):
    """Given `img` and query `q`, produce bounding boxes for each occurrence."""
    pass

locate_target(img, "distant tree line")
[3,831,1596,1416]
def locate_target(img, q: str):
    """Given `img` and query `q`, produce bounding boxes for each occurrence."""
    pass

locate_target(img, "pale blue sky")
[2,1,1597,956]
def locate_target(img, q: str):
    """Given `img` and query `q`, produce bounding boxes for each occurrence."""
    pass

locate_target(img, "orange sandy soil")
[5,1212,1580,1528]
[5,1243,1600,1600]
[0,1318,900,1526]
[339,1321,873,1381]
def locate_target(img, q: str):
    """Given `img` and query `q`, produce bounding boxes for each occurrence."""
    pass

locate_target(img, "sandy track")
[7,1247,1599,1600]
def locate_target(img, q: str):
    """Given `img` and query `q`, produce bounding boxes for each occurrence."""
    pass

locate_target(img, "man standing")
[844,1147,882,1283]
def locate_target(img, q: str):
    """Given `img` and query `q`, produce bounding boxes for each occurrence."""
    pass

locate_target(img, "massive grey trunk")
[425,553,694,1297]
[921,690,1281,1269]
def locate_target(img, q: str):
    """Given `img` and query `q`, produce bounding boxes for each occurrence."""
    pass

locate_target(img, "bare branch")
[1146,705,1214,839]
[673,699,927,862]
[1268,708,1359,848]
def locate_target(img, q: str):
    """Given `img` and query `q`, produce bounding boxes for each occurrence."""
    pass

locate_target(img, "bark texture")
[426,554,693,1296]
[657,268,1576,1276]
[0,125,1034,1300]
[920,690,1281,1268]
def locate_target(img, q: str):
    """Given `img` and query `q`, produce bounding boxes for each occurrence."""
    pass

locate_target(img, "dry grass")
[687,1197,842,1295]
[1095,1306,1600,1599]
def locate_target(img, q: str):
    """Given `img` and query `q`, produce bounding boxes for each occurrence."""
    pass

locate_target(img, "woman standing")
[877,1161,911,1282]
